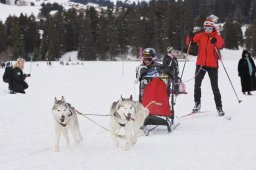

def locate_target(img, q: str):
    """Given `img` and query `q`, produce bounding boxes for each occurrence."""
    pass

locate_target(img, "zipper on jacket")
[205,36,210,66]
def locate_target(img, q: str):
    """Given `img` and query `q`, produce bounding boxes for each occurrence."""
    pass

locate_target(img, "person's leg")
[208,68,222,108]
[194,65,206,104]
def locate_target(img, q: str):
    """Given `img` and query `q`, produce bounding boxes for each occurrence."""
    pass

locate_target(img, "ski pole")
[180,39,192,80]
[174,38,192,105]
[214,46,242,103]
[29,55,33,76]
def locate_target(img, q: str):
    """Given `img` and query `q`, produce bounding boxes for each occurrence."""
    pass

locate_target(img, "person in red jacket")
[186,18,225,116]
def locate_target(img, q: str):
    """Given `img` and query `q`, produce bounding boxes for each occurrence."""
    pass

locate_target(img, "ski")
[177,111,209,118]
[225,115,231,120]
[221,114,231,120]
[171,122,180,130]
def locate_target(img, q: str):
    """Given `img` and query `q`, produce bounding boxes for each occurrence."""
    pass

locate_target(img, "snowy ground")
[1,49,256,170]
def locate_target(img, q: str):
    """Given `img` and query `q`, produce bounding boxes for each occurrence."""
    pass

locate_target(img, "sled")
[138,66,176,135]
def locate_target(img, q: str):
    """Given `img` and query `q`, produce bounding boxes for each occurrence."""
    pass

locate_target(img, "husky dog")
[52,96,83,152]
[109,95,149,150]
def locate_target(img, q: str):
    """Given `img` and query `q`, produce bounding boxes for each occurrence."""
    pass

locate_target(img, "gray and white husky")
[52,96,83,152]
[109,95,149,150]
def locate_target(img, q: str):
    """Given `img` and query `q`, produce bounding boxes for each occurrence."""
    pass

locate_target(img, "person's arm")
[238,59,243,76]
[163,56,167,66]
[13,68,26,81]
[250,58,256,73]
[215,34,224,49]
[192,32,203,43]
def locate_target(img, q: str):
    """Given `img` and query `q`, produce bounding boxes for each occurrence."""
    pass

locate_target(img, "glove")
[210,37,217,44]
[189,32,194,39]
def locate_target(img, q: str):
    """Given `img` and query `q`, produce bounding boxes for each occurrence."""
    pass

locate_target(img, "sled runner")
[138,66,176,135]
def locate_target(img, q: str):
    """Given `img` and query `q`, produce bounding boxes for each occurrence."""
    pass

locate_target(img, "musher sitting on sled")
[136,48,163,101]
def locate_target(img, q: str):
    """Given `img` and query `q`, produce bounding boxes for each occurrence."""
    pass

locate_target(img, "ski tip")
[225,115,231,120]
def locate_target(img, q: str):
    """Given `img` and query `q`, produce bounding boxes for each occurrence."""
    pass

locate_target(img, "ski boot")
[192,102,201,112]
[217,107,225,116]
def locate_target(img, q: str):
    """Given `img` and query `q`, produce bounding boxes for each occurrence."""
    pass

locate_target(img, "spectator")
[9,58,30,94]
[238,50,256,95]
[163,46,179,94]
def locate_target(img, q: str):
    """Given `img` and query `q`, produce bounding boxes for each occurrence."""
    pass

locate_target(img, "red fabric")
[142,78,172,117]
[186,31,224,68]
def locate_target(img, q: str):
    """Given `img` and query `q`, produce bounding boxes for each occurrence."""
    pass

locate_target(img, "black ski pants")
[194,65,222,108]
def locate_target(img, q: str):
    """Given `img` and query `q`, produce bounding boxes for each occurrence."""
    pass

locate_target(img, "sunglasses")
[204,27,213,31]
[143,57,153,62]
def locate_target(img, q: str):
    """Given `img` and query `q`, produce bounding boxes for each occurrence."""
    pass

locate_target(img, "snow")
[0,3,40,22]
[1,48,256,170]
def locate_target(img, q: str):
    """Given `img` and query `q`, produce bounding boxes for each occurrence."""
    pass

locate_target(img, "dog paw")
[122,144,130,151]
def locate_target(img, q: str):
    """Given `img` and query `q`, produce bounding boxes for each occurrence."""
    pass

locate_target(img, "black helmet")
[142,48,157,61]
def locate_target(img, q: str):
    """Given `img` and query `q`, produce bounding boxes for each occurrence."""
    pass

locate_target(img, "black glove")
[210,37,217,44]
[189,32,194,39]
[25,74,31,77]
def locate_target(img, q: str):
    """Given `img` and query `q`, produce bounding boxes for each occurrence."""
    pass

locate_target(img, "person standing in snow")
[163,46,179,94]
[9,58,30,94]
[186,18,225,116]
[238,50,256,95]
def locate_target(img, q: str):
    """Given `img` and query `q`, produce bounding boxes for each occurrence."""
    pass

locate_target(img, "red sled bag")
[142,77,172,117]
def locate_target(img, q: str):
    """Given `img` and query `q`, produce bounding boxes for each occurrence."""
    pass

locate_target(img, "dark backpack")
[3,66,13,83]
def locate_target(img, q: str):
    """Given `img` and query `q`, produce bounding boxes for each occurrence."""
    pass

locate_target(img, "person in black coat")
[238,50,256,95]
[163,46,179,94]
[9,58,30,94]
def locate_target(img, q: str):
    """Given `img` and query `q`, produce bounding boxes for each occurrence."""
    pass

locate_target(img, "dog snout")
[60,115,65,122]
[127,113,131,117]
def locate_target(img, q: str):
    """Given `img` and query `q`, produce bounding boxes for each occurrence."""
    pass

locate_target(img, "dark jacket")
[238,50,256,92]
[163,54,179,78]
[9,67,28,93]
[136,61,163,79]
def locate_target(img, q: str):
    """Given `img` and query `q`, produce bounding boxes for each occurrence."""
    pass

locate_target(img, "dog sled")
[138,66,176,136]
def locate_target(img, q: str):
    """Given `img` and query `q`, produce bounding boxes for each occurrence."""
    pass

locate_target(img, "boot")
[192,102,201,112]
[217,107,225,116]
[247,91,252,95]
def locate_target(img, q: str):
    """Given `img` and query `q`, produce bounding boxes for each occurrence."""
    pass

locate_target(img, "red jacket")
[186,31,224,68]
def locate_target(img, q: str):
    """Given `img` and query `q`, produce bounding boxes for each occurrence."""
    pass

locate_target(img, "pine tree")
[222,18,243,50]
[46,13,65,60]
[245,20,256,56]
[0,0,6,4]
[97,9,109,60]
[7,16,25,59]
[64,8,79,51]
[0,21,7,53]
[250,0,256,23]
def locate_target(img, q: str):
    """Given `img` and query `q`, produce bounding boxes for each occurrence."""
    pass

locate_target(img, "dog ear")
[120,95,123,100]
[129,95,133,101]
[54,97,57,103]
[61,96,65,102]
